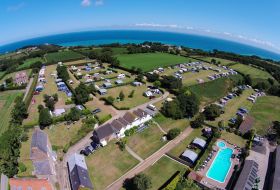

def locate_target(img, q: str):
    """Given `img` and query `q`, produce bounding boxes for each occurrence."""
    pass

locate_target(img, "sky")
[0,0,280,53]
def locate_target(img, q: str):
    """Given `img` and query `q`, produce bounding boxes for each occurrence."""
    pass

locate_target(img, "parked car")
[80,149,90,156]
[91,141,101,150]
[92,108,101,114]
[85,146,94,154]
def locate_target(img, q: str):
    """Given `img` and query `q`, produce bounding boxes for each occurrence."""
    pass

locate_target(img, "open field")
[99,83,156,109]
[117,53,191,72]
[189,77,239,107]
[207,89,255,127]
[45,50,84,63]
[221,131,246,147]
[143,156,187,190]
[250,96,280,135]
[64,59,95,66]
[17,57,45,70]
[230,63,273,80]
[86,141,139,190]
[81,47,128,55]
[169,128,205,157]
[0,52,27,60]
[127,123,166,159]
[0,69,32,84]
[191,56,236,66]
[153,113,189,132]
[23,64,70,125]
[18,130,34,177]
[0,91,22,135]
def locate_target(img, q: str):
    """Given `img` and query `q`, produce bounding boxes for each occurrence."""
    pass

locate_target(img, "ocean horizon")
[1,30,280,61]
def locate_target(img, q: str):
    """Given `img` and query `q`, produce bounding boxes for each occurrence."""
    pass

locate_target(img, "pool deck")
[196,139,240,190]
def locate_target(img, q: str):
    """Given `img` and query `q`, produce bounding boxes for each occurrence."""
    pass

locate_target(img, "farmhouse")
[14,71,28,85]
[30,129,56,177]
[67,153,93,190]
[93,109,152,146]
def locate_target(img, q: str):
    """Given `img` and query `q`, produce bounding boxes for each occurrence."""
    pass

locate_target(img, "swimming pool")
[206,141,233,183]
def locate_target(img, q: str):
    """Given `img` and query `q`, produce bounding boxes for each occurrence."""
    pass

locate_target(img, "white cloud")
[7,2,25,12]
[81,0,91,7]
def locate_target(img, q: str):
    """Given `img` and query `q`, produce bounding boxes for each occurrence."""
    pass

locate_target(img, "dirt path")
[152,120,167,134]
[125,145,144,162]
[23,77,33,101]
[106,127,193,190]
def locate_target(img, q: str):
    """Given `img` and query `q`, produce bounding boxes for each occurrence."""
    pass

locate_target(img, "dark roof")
[234,160,258,190]
[68,154,93,190]
[31,129,48,154]
[239,116,254,134]
[33,160,52,175]
[111,119,125,131]
[94,124,114,140]
[117,117,129,126]
[122,112,137,123]
[133,109,148,118]
[272,146,280,190]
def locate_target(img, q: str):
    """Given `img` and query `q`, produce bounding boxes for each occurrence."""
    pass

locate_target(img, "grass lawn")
[23,65,69,125]
[153,113,189,132]
[64,59,94,66]
[18,130,34,177]
[99,84,154,109]
[81,47,128,55]
[85,96,116,119]
[221,131,246,147]
[207,89,255,127]
[230,63,273,80]
[86,141,139,190]
[250,96,280,135]
[117,53,191,72]
[17,57,45,70]
[0,71,5,79]
[127,123,166,159]
[189,77,235,107]
[191,56,236,66]
[169,128,204,158]
[45,50,84,63]
[0,91,23,135]
[144,156,187,190]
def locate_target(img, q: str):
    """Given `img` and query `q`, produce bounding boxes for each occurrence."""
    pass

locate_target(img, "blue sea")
[1,30,280,61]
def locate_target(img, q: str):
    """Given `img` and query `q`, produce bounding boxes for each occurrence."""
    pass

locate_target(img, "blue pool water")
[206,142,233,183]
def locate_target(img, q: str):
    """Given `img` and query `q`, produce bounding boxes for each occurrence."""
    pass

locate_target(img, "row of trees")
[0,95,28,177]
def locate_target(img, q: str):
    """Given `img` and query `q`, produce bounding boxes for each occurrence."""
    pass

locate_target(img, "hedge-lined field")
[45,50,84,63]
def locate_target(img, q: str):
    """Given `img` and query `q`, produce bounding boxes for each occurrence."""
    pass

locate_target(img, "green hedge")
[24,73,39,106]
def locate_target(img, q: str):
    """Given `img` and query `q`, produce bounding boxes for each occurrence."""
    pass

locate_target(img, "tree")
[203,104,222,121]
[160,76,182,90]
[119,91,125,101]
[268,78,275,85]
[167,128,181,140]
[244,74,252,86]
[39,108,52,127]
[37,104,44,112]
[136,74,144,82]
[161,100,183,119]
[73,83,90,104]
[153,80,161,88]
[190,114,205,128]
[11,97,28,125]
[65,107,81,121]
[131,173,152,190]
[177,93,199,118]
[117,138,127,151]
[145,73,159,82]
[56,65,69,81]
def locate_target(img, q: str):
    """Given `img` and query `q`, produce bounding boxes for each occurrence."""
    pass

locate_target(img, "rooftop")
[9,178,53,190]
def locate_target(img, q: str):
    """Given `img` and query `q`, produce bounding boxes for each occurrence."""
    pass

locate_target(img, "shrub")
[163,174,180,190]
[167,128,181,140]
[128,90,135,98]
[125,126,137,137]
[18,162,27,173]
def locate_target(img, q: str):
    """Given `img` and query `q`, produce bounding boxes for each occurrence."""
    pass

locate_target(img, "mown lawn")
[191,56,236,66]
[86,141,139,190]
[0,91,22,135]
[117,53,191,72]
[153,113,189,132]
[127,123,166,159]
[45,50,84,63]
[17,57,45,70]
[250,96,280,135]
[230,63,273,80]
[81,47,128,56]
[144,156,187,190]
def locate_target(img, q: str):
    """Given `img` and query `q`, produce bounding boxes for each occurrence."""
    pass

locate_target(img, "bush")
[167,128,181,140]
[163,174,180,190]
[125,126,137,137]
[18,162,27,173]
[117,138,127,151]
[128,90,135,98]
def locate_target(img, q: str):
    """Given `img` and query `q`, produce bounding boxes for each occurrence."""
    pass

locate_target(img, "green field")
[230,63,273,80]
[0,91,22,135]
[221,131,246,147]
[189,77,238,106]
[17,57,45,70]
[191,56,236,66]
[81,47,128,55]
[153,113,189,132]
[0,71,5,79]
[144,156,187,190]
[45,50,84,63]
[0,69,32,84]
[127,123,166,159]
[86,141,139,190]
[250,96,280,135]
[117,53,191,72]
